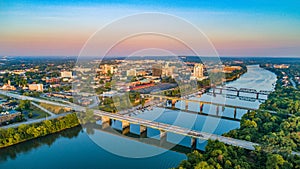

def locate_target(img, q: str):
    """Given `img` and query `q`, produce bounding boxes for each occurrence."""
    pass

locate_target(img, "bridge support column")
[102,122,111,129]
[122,120,130,129]
[222,106,225,112]
[160,130,167,146]
[101,116,111,129]
[121,120,130,135]
[212,88,216,95]
[247,109,250,114]
[185,101,189,110]
[102,116,111,124]
[216,106,219,116]
[171,99,177,109]
[234,108,237,119]
[140,125,147,138]
[220,88,222,94]
[256,93,259,99]
[200,103,204,113]
[191,137,197,150]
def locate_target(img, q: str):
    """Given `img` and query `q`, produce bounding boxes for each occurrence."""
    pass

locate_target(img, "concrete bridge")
[92,109,259,151]
[212,86,272,99]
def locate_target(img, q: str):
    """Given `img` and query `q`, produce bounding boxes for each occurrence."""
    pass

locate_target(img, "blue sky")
[0,0,299,56]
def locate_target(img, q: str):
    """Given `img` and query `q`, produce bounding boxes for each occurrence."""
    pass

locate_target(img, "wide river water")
[0,65,276,169]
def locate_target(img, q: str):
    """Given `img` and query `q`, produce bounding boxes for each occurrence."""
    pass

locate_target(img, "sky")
[0,0,300,57]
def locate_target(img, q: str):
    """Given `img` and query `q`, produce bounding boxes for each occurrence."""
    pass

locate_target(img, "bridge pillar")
[212,88,216,95]
[101,116,111,124]
[171,99,177,108]
[140,125,147,138]
[102,122,111,129]
[121,120,130,135]
[256,93,259,99]
[247,109,250,114]
[234,108,237,119]
[222,106,225,112]
[220,88,222,94]
[122,120,130,129]
[191,137,197,150]
[160,130,167,146]
[185,101,189,110]
[216,106,219,116]
[200,103,204,113]
[237,91,240,97]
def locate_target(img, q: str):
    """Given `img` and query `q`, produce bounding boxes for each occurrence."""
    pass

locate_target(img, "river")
[0,65,277,169]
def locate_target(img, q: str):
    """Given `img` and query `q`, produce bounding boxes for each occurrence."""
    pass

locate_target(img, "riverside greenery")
[0,113,80,148]
[175,67,300,169]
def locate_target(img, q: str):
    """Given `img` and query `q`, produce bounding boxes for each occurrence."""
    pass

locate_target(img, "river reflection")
[0,126,82,162]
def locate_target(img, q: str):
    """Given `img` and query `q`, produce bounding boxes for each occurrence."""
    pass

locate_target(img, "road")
[31,102,56,116]
[0,111,68,129]
[0,90,85,112]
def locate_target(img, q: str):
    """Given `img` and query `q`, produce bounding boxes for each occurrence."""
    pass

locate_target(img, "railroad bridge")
[212,87,272,99]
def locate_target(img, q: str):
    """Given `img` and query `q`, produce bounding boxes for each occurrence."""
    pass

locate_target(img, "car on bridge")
[187,131,203,137]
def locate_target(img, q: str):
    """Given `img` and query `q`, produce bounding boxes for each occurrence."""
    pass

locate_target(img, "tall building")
[28,84,43,91]
[101,64,114,74]
[193,64,204,78]
[152,64,162,77]
[61,71,73,78]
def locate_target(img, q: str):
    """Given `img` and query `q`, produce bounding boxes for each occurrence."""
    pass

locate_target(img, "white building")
[126,69,136,77]
[28,84,43,91]
[61,71,73,78]
[193,64,204,78]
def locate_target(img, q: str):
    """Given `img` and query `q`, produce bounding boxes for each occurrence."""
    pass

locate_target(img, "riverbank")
[0,113,80,149]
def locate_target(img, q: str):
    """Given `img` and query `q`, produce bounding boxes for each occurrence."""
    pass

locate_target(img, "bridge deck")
[93,110,259,151]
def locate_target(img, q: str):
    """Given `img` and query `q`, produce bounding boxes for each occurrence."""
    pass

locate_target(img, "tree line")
[0,113,79,148]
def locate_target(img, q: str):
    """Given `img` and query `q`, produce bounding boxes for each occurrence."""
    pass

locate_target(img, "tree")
[28,112,33,118]
[266,154,285,169]
[141,98,145,108]
[194,161,214,169]
[78,109,96,125]
[18,100,31,110]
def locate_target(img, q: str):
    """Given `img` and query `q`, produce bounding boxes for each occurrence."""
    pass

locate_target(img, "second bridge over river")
[143,94,263,120]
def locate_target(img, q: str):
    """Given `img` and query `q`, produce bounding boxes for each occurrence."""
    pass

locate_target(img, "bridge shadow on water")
[86,123,203,155]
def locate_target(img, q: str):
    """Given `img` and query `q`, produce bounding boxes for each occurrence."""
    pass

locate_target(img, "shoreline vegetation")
[175,66,300,169]
[0,113,80,149]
